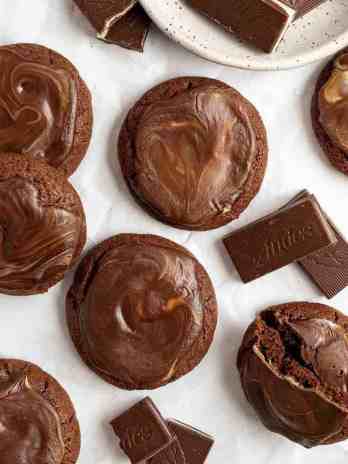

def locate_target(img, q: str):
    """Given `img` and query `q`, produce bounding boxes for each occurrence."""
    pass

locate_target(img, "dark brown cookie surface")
[0,43,93,177]
[118,77,268,231]
[0,358,80,464]
[0,153,86,296]
[238,302,348,448]
[312,48,348,175]
[66,234,218,390]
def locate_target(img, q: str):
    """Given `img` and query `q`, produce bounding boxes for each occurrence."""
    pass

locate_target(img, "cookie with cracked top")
[118,76,268,231]
[0,43,93,177]
[66,233,218,390]
[0,358,80,464]
[238,302,348,448]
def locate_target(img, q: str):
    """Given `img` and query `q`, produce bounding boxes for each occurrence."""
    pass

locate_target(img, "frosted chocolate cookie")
[0,153,86,295]
[0,43,93,176]
[118,77,268,230]
[66,234,217,390]
[238,302,348,447]
[312,48,348,175]
[0,358,80,464]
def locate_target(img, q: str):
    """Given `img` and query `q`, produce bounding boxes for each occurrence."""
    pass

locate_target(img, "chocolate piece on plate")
[110,398,174,463]
[187,0,328,52]
[168,420,214,464]
[223,195,336,283]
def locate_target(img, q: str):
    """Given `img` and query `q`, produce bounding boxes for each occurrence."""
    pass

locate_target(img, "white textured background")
[1,1,348,463]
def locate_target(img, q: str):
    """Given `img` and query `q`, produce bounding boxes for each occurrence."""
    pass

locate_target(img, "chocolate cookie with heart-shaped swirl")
[66,234,217,390]
[118,77,268,230]
[0,43,93,177]
[0,153,86,295]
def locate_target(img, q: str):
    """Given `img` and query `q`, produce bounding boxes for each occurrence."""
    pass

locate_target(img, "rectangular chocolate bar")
[284,191,348,299]
[187,0,328,52]
[110,398,174,463]
[223,196,337,283]
[167,420,214,464]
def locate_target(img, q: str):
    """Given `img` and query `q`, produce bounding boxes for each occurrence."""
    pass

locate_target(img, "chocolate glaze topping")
[0,178,81,294]
[79,241,204,386]
[134,85,257,228]
[0,47,77,167]
[289,319,348,391]
[0,373,64,464]
[319,53,348,154]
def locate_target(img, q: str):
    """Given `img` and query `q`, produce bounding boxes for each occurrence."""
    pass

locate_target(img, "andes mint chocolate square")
[284,191,348,299]
[147,437,186,464]
[167,420,214,464]
[223,196,337,283]
[110,398,173,463]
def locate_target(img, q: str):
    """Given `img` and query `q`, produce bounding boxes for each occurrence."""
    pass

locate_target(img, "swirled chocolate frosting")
[0,47,77,167]
[134,85,257,228]
[0,178,81,294]
[238,306,348,448]
[0,373,64,464]
[79,241,204,386]
[319,53,348,154]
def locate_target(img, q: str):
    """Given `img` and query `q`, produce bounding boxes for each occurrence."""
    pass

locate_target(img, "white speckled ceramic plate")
[140,0,348,70]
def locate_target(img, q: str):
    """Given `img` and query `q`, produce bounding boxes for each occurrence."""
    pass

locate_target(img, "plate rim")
[140,0,348,71]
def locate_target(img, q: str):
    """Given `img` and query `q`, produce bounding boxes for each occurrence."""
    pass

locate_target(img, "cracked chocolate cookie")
[118,77,268,231]
[0,153,86,296]
[312,48,348,176]
[238,302,348,448]
[0,358,80,464]
[66,234,218,390]
[0,43,93,177]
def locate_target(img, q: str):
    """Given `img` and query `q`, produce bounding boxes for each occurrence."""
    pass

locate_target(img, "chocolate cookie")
[0,153,86,296]
[312,48,348,175]
[118,77,268,230]
[66,234,218,390]
[0,43,93,177]
[0,358,80,464]
[238,302,348,448]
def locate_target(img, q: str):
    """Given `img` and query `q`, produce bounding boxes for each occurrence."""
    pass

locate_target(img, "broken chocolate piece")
[167,420,214,464]
[74,0,151,52]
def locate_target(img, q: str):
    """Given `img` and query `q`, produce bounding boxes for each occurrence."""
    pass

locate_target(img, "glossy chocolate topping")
[134,85,257,228]
[0,47,77,167]
[0,178,81,294]
[319,53,348,154]
[79,241,204,386]
[240,350,347,448]
[0,373,64,464]
[289,319,348,391]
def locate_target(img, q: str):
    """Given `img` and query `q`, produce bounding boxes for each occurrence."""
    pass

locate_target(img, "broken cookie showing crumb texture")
[238,302,348,448]
[0,359,80,464]
[74,0,151,52]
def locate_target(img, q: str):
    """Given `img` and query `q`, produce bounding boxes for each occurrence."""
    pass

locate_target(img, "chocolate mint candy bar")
[187,0,328,52]
[223,196,336,283]
[110,398,174,463]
